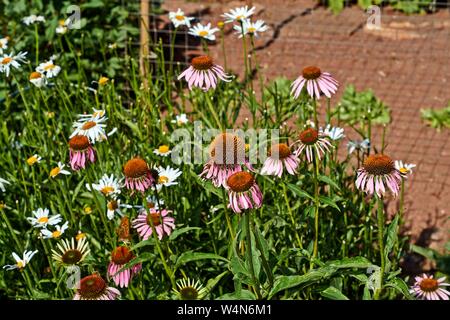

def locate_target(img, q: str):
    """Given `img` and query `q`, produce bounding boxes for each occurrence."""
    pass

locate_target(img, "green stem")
[252,221,273,287]
[375,196,385,300]
[222,188,235,239]
[244,213,262,299]
[326,98,331,124]
[281,182,303,249]
[311,154,320,269]
[34,24,39,65]
[205,92,223,130]
[312,99,318,129]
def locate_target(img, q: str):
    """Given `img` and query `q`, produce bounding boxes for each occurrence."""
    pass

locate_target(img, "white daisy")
[0,51,28,77]
[136,196,164,213]
[27,208,62,228]
[3,250,38,271]
[41,221,69,239]
[86,173,122,198]
[0,177,10,192]
[26,154,42,166]
[22,15,46,26]
[322,124,345,141]
[29,71,47,88]
[188,23,219,41]
[56,19,71,34]
[233,19,268,38]
[106,199,133,220]
[0,37,9,55]
[50,162,71,178]
[394,160,416,177]
[169,8,195,28]
[171,113,189,126]
[36,60,61,78]
[156,166,182,189]
[153,145,172,157]
[222,6,256,23]
[77,108,106,120]
[52,237,90,266]
[347,139,370,155]
[70,115,108,144]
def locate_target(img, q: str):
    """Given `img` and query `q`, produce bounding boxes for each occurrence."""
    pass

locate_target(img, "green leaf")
[385,278,414,300]
[268,257,372,298]
[318,175,340,191]
[320,286,349,300]
[175,251,229,269]
[286,183,314,200]
[216,289,256,300]
[410,244,437,261]
[71,176,87,203]
[384,214,399,270]
[319,196,341,212]
[168,226,201,241]
[205,271,229,293]
[328,0,344,14]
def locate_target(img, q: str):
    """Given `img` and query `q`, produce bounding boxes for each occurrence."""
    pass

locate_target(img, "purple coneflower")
[178,55,232,91]
[107,246,142,288]
[261,143,299,177]
[291,66,338,100]
[410,274,450,300]
[200,132,253,188]
[132,208,175,240]
[69,135,96,171]
[226,172,262,214]
[73,274,120,300]
[123,158,155,193]
[355,154,402,198]
[293,128,332,163]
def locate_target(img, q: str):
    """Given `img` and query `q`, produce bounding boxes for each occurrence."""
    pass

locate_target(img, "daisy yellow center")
[93,111,104,117]
[302,66,322,80]
[269,143,291,159]
[107,200,118,211]
[247,27,256,33]
[180,286,199,300]
[158,145,170,154]
[81,121,97,130]
[299,128,319,145]
[29,72,42,80]
[147,212,161,226]
[236,15,244,20]
[84,207,92,214]
[158,176,169,184]
[50,167,61,177]
[363,154,395,176]
[399,167,409,174]
[16,261,24,268]
[27,155,39,165]
[198,30,208,37]
[419,278,439,292]
[98,77,109,86]
[61,249,82,264]
[76,232,86,241]
[209,133,245,165]
[191,55,213,70]
[175,15,185,21]
[59,19,66,26]
[79,275,106,299]
[227,172,254,193]
[44,63,55,71]
[1,57,12,65]
[123,158,149,179]
[100,186,115,195]
[69,135,90,151]
[37,216,49,224]
[52,230,62,238]
[111,246,133,265]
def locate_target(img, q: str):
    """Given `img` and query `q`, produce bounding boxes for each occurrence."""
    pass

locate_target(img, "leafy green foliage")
[421,102,450,131]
